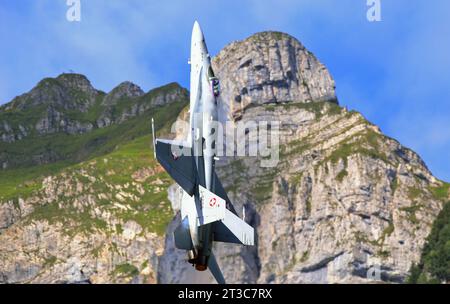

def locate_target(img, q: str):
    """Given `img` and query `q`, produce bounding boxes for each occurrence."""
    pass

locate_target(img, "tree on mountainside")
[408,202,450,284]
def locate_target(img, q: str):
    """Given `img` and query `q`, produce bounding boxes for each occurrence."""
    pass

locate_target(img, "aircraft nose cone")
[192,20,204,42]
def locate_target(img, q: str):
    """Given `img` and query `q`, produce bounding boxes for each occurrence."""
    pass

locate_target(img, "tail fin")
[208,251,226,284]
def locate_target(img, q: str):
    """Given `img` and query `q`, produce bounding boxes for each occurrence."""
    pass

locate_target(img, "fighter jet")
[151,21,254,284]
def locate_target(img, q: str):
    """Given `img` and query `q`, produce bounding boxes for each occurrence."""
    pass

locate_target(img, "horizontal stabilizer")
[155,139,196,196]
[212,209,254,246]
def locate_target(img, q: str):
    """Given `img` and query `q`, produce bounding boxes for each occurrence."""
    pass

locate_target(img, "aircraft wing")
[155,139,196,196]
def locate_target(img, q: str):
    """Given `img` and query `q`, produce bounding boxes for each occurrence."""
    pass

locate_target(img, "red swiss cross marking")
[209,197,217,207]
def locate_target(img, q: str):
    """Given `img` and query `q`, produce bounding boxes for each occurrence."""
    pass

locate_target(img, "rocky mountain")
[0,31,448,284]
[213,31,336,121]
[0,75,187,283]
[0,73,186,169]
[157,32,449,284]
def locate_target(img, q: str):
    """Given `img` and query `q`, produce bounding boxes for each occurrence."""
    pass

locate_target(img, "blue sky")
[1,0,449,181]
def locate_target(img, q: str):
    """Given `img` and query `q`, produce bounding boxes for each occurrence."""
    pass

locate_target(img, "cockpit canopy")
[208,66,220,97]
[211,77,220,97]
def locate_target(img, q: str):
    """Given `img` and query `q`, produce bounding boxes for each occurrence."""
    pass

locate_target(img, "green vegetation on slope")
[429,183,450,201]
[322,129,390,166]
[0,100,187,201]
[407,202,450,283]
[0,75,187,170]
[281,100,341,118]
[1,80,187,237]
[0,99,187,170]
[112,263,139,278]
[0,161,70,201]
[19,134,174,236]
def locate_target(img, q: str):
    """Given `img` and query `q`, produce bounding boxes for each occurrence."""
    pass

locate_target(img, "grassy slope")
[0,99,187,201]
[0,86,187,236]
[23,134,174,236]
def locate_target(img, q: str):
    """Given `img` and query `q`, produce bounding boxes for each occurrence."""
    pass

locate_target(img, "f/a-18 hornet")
[151,21,254,284]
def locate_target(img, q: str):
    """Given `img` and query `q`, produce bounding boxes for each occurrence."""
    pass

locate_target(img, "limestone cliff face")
[158,32,449,283]
[0,147,172,283]
[213,31,336,121]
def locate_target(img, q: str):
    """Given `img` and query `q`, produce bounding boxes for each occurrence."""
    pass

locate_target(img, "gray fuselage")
[187,21,219,269]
